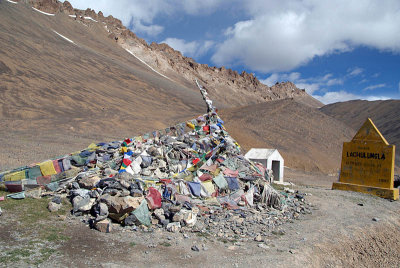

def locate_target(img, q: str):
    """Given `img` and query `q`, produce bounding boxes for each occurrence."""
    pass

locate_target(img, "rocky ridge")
[25,0,318,108]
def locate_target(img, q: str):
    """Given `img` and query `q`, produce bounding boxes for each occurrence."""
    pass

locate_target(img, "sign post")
[332,118,398,200]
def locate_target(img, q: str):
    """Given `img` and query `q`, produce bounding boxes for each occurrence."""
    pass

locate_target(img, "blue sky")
[67,0,400,104]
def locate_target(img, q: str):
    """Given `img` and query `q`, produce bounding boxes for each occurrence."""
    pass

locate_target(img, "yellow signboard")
[332,118,398,200]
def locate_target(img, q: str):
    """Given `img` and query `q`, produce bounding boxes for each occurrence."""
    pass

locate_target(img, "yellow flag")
[4,170,26,181]
[39,160,57,176]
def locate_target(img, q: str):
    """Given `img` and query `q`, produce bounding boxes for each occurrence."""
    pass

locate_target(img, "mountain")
[29,0,322,108]
[0,0,323,172]
[320,100,400,170]
[219,99,355,173]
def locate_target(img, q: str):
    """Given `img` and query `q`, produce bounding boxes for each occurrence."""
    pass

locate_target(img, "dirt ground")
[1,168,399,268]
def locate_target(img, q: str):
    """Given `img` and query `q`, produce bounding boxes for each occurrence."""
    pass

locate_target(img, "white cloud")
[65,0,224,36]
[212,0,400,72]
[321,74,333,81]
[314,91,359,104]
[314,90,390,104]
[180,0,223,15]
[65,0,168,36]
[326,78,344,86]
[200,40,214,55]
[372,72,380,78]
[347,67,364,77]
[134,23,164,36]
[260,71,392,104]
[260,72,342,94]
[262,72,301,85]
[260,73,279,86]
[161,38,214,57]
[295,83,320,95]
[162,38,198,56]
[366,96,391,101]
[280,72,301,81]
[363,83,386,91]
[359,79,368,84]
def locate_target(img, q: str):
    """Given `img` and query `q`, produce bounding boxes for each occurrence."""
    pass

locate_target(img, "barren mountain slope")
[22,0,323,109]
[0,1,206,171]
[320,99,400,169]
[219,99,355,173]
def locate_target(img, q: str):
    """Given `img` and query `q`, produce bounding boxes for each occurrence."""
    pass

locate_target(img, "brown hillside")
[0,1,206,171]
[219,99,355,173]
[320,100,400,170]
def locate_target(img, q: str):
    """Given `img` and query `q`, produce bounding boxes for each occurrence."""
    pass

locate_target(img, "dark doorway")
[272,160,280,181]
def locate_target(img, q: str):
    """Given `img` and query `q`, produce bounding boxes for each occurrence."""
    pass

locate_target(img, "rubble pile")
[60,110,290,233]
[0,81,311,237]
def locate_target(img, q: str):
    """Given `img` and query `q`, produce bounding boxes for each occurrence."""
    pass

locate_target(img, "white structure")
[244,148,284,183]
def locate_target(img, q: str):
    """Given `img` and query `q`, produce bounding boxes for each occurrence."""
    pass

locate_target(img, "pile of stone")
[43,109,309,235]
